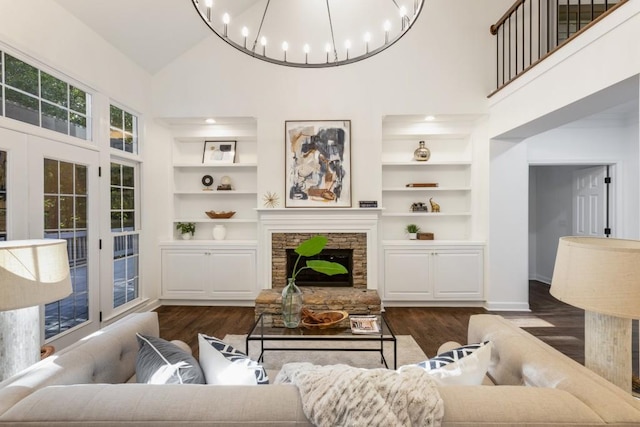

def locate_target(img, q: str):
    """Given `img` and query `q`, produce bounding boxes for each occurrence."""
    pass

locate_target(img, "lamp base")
[585,311,631,392]
[0,306,41,381]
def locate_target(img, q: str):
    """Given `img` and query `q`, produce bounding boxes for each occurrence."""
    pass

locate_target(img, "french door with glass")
[28,136,100,348]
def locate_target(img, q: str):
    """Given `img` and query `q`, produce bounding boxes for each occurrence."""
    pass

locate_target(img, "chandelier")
[191,0,425,68]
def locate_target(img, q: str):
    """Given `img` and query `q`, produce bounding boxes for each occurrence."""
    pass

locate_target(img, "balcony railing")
[490,0,627,94]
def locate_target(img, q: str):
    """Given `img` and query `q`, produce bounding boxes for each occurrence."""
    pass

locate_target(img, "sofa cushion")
[198,334,269,385]
[135,334,205,384]
[400,341,492,385]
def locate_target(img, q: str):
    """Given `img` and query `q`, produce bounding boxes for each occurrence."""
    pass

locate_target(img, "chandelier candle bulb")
[222,13,230,36]
[400,6,408,30]
[364,32,371,53]
[241,26,248,48]
[205,0,212,21]
[282,41,288,61]
[384,20,391,44]
[261,36,267,55]
[303,44,309,64]
[345,40,351,60]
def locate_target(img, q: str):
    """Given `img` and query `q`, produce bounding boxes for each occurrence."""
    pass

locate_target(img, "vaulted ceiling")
[54,0,213,74]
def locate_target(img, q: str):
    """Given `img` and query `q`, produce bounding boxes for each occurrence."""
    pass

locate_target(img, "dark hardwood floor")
[156,280,638,375]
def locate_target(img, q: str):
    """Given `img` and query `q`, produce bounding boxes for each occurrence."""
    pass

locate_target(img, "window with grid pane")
[111,162,139,308]
[0,51,91,140]
[110,105,138,154]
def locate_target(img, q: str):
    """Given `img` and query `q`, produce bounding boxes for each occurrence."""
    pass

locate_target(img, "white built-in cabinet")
[383,242,484,301]
[161,243,256,300]
[380,115,484,303]
[160,117,258,301]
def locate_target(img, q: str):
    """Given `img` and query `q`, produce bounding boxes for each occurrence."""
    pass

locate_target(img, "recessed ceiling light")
[205,118,216,124]
[424,115,436,121]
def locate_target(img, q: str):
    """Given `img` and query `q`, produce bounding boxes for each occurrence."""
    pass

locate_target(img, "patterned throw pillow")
[400,341,492,385]
[198,334,269,385]
[135,334,205,384]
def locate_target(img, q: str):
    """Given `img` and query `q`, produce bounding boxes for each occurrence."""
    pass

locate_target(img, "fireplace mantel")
[257,209,381,290]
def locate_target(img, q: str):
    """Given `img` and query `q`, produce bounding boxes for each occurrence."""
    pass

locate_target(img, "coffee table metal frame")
[246,313,397,369]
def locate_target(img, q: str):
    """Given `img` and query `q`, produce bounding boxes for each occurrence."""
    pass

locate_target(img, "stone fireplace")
[272,232,367,289]
[255,210,382,325]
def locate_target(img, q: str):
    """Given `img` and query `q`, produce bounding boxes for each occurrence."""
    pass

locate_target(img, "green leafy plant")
[176,222,196,235]
[290,235,348,280]
[405,224,420,234]
[282,235,348,327]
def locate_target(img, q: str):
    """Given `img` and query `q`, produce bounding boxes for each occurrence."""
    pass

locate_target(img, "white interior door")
[572,166,608,237]
[28,135,100,349]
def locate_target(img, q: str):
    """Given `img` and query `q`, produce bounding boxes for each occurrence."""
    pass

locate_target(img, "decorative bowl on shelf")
[300,308,349,329]
[205,211,236,219]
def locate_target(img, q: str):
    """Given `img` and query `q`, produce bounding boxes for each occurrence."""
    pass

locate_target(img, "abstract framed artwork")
[202,140,236,164]
[285,120,351,208]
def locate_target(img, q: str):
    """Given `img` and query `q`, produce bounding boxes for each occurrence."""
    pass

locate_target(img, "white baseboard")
[158,299,255,307]
[529,274,552,285]
[484,301,531,311]
[382,300,485,308]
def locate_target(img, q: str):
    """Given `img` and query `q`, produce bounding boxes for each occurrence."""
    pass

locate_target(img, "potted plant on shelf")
[405,223,420,240]
[283,235,348,328]
[176,222,196,240]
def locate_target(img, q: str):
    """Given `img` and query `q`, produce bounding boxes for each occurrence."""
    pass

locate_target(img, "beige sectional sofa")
[0,312,638,426]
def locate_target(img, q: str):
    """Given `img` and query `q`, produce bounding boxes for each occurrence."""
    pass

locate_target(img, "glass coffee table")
[246,313,397,369]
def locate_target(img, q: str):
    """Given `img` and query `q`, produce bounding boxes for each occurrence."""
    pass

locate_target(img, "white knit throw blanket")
[275,363,444,427]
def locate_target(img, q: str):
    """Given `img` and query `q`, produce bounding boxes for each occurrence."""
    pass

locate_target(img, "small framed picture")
[202,140,236,164]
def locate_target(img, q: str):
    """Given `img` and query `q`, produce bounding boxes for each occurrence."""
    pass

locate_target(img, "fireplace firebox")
[286,248,353,287]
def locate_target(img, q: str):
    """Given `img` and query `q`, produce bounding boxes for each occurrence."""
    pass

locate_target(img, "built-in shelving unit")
[381,116,474,241]
[167,117,258,242]
[159,117,259,301]
[380,115,484,303]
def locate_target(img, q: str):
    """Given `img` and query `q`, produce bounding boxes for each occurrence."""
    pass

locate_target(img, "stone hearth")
[255,287,381,327]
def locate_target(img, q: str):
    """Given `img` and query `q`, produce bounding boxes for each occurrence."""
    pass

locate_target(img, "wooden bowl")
[205,211,235,219]
[301,310,349,329]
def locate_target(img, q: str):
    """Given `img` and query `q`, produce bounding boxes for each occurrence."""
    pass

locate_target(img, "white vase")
[181,233,192,240]
[408,233,417,240]
[212,224,227,240]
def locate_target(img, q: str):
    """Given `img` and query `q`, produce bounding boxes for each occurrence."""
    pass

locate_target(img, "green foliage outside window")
[109,104,138,153]
[0,52,91,140]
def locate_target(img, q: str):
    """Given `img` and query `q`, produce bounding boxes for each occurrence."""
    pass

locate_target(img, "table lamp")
[550,236,640,392]
[0,239,72,381]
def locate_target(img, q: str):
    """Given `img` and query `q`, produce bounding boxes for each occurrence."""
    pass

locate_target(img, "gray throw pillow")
[136,333,205,384]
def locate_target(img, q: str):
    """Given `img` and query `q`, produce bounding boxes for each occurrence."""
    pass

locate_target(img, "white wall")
[0,1,164,310]
[489,116,639,310]
[150,0,510,221]
[528,123,639,238]
[148,1,511,296]
[485,2,640,311]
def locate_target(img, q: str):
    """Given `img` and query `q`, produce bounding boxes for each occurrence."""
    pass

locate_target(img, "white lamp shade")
[550,236,640,319]
[0,239,72,311]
